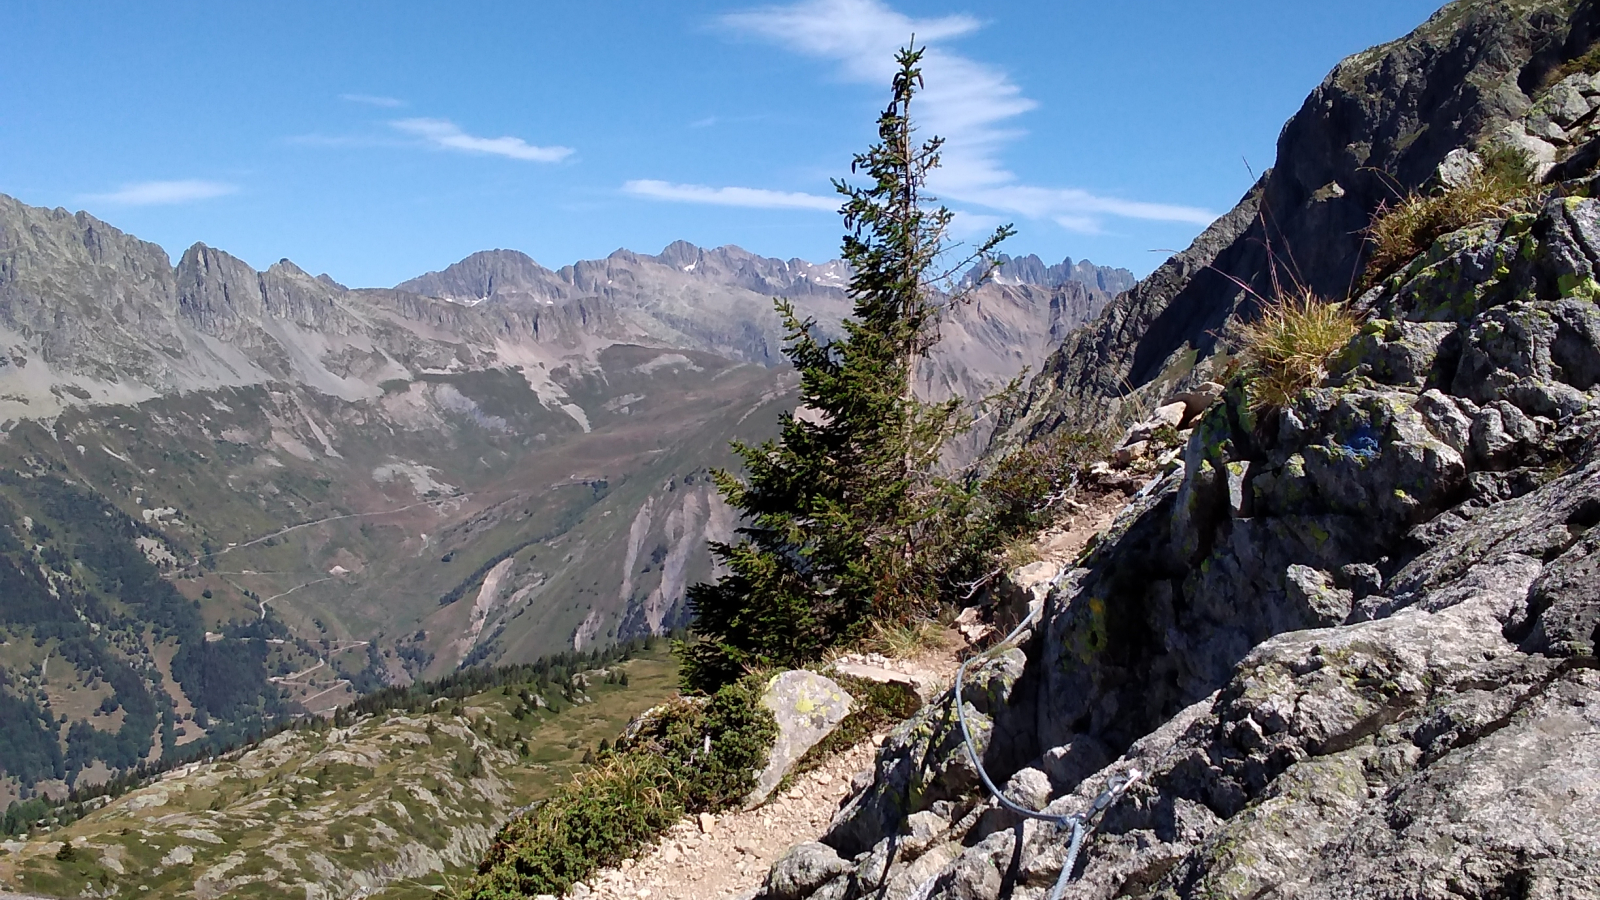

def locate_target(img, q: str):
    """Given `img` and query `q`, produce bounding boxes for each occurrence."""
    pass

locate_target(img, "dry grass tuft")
[862,617,949,659]
[1543,43,1600,92]
[1363,145,1541,287]
[998,533,1044,573]
[1236,291,1360,411]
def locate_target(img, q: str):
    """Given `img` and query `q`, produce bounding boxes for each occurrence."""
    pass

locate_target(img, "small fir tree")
[682,44,1011,691]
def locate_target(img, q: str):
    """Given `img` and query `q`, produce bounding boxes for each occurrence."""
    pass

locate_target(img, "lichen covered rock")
[750,671,855,806]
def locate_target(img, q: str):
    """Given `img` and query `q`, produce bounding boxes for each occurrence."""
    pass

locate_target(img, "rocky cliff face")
[759,2,1600,898]
[992,0,1600,448]
[0,195,629,422]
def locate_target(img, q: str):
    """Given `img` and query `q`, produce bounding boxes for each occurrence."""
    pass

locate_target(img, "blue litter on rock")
[1342,424,1381,459]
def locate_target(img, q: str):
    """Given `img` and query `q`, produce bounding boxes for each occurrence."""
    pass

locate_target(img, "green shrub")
[1363,144,1540,286]
[624,676,777,811]
[469,753,682,899]
[467,676,777,898]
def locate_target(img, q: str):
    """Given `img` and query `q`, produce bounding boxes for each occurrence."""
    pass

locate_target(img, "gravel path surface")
[571,734,887,900]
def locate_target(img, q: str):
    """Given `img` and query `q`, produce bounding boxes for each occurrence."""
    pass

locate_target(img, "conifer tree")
[682,45,1012,691]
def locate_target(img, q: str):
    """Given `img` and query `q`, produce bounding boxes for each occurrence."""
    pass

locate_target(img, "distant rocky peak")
[975,253,1138,295]
[265,258,319,282]
[396,248,563,306]
[653,239,706,270]
[646,241,797,284]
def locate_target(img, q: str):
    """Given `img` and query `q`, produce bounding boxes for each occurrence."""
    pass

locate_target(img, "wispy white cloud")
[81,180,238,206]
[719,0,1215,231]
[688,113,769,129]
[391,118,573,163]
[624,180,836,211]
[961,184,1217,230]
[340,93,405,108]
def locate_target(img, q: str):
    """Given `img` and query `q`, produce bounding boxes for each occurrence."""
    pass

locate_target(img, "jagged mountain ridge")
[397,242,1128,459]
[0,191,1126,424]
[964,252,1137,295]
[398,244,1131,316]
[397,241,853,315]
[396,243,1132,381]
[0,194,625,426]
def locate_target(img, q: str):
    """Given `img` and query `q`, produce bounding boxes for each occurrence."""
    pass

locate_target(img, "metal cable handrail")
[952,595,1141,900]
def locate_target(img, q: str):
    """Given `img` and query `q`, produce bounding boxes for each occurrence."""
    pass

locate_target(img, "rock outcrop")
[991,0,1600,450]
[766,200,1600,900]
[759,3,1600,898]
[750,672,855,807]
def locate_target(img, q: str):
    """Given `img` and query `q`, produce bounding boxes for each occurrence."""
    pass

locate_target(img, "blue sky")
[1,1,1445,287]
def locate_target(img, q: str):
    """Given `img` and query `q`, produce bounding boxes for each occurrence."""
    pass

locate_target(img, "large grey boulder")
[748,671,854,807]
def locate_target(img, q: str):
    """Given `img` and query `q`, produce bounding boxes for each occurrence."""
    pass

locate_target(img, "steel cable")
[952,594,1140,900]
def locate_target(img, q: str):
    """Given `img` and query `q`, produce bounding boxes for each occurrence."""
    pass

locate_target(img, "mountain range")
[0,191,1131,802]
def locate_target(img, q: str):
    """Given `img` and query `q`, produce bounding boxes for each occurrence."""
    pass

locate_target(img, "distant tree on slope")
[681,44,1013,691]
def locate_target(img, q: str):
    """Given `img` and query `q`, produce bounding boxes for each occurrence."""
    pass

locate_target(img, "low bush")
[1235,291,1360,411]
[467,676,777,899]
[468,754,681,899]
[1363,144,1540,286]
[626,677,777,811]
[979,430,1114,534]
